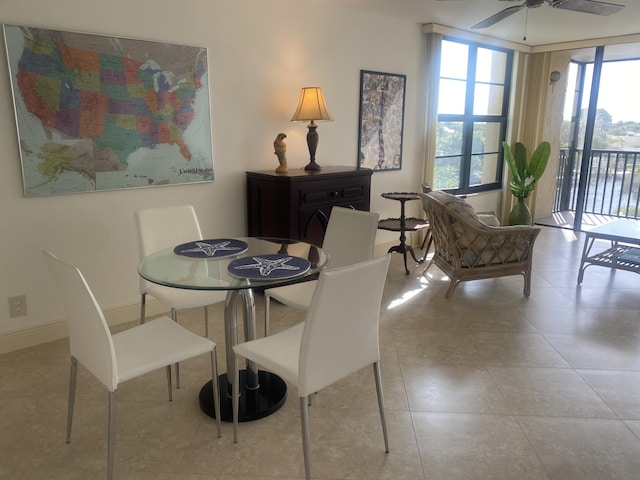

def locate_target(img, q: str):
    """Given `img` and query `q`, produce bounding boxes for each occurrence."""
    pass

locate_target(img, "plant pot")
[508,197,532,225]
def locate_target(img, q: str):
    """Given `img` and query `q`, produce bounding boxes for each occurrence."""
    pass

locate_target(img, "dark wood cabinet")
[246,166,373,246]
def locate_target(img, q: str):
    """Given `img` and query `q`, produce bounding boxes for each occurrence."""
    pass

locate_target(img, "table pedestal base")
[387,243,422,275]
[379,217,430,275]
[199,370,287,422]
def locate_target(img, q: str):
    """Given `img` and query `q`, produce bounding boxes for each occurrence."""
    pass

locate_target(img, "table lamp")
[291,87,333,172]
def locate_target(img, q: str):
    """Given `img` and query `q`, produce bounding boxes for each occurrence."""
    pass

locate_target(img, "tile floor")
[3,226,640,479]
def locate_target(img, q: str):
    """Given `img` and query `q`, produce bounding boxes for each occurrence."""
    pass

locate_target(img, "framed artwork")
[3,24,214,196]
[357,70,406,172]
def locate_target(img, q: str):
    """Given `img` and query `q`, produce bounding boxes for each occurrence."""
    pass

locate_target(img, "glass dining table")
[137,236,330,422]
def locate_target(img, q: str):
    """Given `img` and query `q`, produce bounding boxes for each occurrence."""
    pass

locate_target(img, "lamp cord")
[523,7,529,41]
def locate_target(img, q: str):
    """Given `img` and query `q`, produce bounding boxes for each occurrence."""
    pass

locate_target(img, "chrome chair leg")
[232,354,240,444]
[210,349,222,438]
[165,365,173,401]
[373,362,389,453]
[171,308,180,388]
[139,293,146,324]
[66,356,77,443]
[300,396,311,480]
[107,390,117,480]
[204,306,209,337]
[264,292,271,337]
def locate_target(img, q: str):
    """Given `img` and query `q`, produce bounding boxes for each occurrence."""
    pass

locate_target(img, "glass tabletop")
[585,219,640,243]
[138,237,330,290]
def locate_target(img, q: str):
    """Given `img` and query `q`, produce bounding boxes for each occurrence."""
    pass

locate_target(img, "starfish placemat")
[227,254,311,280]
[173,239,248,258]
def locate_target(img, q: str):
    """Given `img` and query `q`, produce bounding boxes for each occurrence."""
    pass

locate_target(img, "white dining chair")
[232,254,391,480]
[134,205,225,337]
[263,206,379,336]
[43,250,221,480]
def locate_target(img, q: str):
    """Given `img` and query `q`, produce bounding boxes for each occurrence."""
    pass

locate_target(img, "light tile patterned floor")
[3,226,640,479]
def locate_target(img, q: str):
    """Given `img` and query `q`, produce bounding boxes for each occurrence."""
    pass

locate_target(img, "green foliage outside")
[561,107,640,150]
[434,122,489,190]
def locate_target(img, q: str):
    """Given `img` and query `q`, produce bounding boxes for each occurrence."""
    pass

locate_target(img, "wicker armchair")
[420,191,541,298]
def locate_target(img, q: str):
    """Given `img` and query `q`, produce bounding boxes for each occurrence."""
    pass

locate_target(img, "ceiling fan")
[442,0,625,29]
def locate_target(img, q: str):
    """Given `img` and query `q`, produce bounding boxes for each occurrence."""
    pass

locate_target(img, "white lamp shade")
[291,87,333,122]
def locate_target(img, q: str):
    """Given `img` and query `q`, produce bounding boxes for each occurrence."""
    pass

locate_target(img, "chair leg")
[373,362,390,453]
[232,354,240,444]
[523,270,532,296]
[264,292,271,337]
[445,279,460,299]
[165,365,173,401]
[66,356,78,443]
[210,349,222,438]
[300,396,312,480]
[139,293,146,324]
[107,390,117,480]
[204,306,209,337]
[422,257,435,275]
[171,308,180,389]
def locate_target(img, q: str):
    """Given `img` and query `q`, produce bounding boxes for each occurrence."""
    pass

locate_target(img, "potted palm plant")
[502,140,551,225]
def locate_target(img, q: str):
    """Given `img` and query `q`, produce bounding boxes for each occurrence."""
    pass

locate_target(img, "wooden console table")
[577,218,640,284]
[246,166,372,247]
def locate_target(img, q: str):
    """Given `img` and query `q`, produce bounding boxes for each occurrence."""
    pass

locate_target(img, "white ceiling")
[320,0,640,50]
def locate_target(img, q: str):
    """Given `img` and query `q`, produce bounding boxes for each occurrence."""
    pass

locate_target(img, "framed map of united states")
[3,25,214,196]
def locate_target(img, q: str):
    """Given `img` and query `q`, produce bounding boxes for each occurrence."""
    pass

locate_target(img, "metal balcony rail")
[555,148,640,220]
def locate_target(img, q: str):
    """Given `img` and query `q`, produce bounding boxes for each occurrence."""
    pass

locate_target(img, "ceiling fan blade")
[549,0,625,15]
[471,4,525,29]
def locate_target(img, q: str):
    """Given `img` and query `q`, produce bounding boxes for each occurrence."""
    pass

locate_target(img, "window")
[434,38,512,194]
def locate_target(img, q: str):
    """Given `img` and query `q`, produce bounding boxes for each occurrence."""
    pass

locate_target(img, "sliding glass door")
[558,45,640,230]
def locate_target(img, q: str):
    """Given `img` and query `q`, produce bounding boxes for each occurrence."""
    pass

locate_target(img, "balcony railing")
[554,148,640,219]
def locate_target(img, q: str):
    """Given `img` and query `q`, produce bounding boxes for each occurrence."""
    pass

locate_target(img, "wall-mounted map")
[3,25,214,196]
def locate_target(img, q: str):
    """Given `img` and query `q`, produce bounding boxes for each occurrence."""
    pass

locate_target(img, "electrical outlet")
[9,295,27,318]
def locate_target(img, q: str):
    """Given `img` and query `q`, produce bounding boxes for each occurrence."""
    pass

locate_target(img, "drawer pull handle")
[303,192,329,202]
[343,187,363,197]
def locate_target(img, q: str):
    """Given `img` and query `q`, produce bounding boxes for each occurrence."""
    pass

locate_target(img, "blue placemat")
[173,239,248,258]
[228,254,311,280]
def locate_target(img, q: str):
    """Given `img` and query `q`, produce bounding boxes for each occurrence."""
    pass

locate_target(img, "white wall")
[0,0,427,345]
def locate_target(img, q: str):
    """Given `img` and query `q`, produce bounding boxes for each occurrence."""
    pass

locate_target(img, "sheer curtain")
[422,32,442,187]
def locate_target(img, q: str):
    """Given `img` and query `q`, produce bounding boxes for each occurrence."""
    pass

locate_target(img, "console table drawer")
[300,183,366,205]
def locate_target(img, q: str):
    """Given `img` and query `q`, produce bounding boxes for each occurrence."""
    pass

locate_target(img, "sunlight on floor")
[562,229,580,242]
[421,269,449,282]
[387,285,426,310]
[386,268,449,310]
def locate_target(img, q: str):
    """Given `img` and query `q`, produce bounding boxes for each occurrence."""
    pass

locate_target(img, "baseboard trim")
[0,299,168,354]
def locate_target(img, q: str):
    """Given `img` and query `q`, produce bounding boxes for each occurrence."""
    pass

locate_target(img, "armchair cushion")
[477,213,501,227]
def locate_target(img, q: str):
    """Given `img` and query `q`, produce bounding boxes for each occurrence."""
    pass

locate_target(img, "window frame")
[434,36,513,195]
